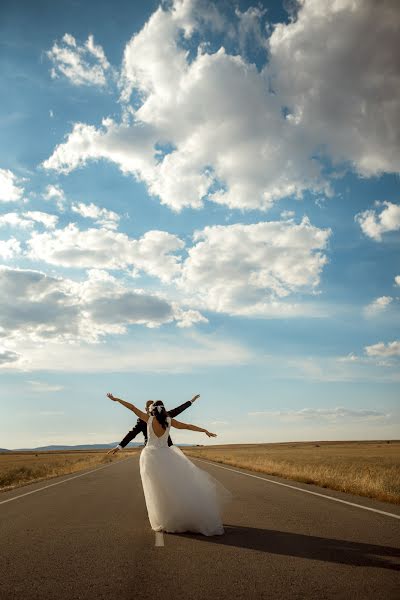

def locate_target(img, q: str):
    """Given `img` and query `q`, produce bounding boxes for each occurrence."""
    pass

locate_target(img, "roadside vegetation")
[3,441,399,505]
[184,440,400,504]
[0,449,138,492]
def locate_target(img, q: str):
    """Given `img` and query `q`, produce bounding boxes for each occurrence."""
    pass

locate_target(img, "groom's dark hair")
[150,400,169,430]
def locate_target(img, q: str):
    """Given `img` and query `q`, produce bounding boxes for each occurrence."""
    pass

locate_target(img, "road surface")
[1,454,399,599]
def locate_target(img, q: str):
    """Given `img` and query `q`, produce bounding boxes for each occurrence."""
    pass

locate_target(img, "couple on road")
[106,393,231,536]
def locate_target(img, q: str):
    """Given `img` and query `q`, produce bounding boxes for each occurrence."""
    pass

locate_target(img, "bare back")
[146,415,171,449]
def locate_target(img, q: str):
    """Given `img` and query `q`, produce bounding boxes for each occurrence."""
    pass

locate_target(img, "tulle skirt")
[139,445,232,536]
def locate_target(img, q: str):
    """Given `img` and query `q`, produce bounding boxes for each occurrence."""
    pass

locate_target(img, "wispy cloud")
[46,33,112,87]
[356,201,400,241]
[337,353,358,363]
[0,238,21,259]
[71,202,120,230]
[248,407,390,421]
[43,184,66,211]
[0,211,58,230]
[27,380,64,392]
[365,340,400,358]
[0,168,24,202]
[364,295,393,317]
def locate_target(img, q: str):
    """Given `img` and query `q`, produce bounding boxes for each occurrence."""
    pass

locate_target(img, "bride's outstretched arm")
[106,392,149,422]
[170,418,216,438]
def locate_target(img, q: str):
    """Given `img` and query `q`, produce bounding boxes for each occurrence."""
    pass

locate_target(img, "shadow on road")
[170,525,400,571]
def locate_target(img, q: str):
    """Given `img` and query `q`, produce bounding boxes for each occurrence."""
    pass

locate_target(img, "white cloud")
[0,168,24,202]
[175,217,331,316]
[170,305,208,328]
[0,238,21,259]
[268,0,400,177]
[26,223,184,282]
[43,0,400,214]
[22,216,331,318]
[42,2,330,212]
[46,216,330,319]
[364,295,393,316]
[280,210,295,220]
[42,118,158,178]
[24,211,59,229]
[47,33,111,87]
[44,184,64,200]
[337,353,358,363]
[395,275,400,286]
[248,407,389,421]
[337,339,400,370]
[43,184,66,211]
[0,211,58,230]
[26,380,64,392]
[1,329,251,373]
[71,201,120,230]
[0,266,205,367]
[0,212,33,229]
[355,201,400,241]
[365,340,400,358]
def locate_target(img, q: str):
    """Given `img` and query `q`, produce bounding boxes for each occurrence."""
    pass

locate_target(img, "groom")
[107,394,200,454]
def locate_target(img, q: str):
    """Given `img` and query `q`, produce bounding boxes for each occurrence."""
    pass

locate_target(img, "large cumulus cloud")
[268,0,400,176]
[176,216,331,316]
[42,0,400,212]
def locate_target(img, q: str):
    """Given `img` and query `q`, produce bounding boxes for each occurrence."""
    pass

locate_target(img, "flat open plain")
[185,440,400,504]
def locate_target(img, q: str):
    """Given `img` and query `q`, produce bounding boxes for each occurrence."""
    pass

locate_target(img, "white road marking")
[155,532,164,547]
[193,458,400,521]
[0,456,134,506]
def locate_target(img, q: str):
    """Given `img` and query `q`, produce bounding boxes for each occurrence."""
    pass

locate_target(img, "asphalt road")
[1,454,399,600]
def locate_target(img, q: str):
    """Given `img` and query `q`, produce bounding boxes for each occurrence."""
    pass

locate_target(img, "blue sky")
[1,0,399,449]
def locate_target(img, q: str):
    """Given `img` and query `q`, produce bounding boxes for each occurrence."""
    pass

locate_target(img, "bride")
[106,393,231,536]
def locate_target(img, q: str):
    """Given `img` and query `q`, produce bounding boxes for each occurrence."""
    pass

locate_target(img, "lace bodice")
[146,415,171,449]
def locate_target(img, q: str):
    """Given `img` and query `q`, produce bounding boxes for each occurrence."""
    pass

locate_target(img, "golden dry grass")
[0,448,139,492]
[3,441,399,505]
[183,440,400,504]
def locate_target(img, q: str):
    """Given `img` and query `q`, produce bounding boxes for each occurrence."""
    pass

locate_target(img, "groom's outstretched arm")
[118,419,146,449]
[107,419,147,454]
[168,394,200,419]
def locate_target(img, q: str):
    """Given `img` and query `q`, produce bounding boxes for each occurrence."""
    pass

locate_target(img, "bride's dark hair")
[150,400,169,429]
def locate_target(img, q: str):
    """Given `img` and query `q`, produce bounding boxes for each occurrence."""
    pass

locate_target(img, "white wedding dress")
[139,415,232,536]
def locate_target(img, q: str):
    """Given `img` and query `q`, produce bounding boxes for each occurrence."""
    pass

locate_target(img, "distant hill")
[12,442,142,451]
[5,442,194,451]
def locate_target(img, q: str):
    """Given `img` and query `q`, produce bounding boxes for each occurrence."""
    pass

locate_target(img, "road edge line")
[192,458,400,520]
[0,456,135,506]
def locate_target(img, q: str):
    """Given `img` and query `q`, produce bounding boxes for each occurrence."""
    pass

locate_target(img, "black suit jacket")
[118,400,192,448]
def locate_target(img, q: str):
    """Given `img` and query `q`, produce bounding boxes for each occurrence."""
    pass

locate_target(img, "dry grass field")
[183,440,400,504]
[0,448,139,493]
[2,441,399,505]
